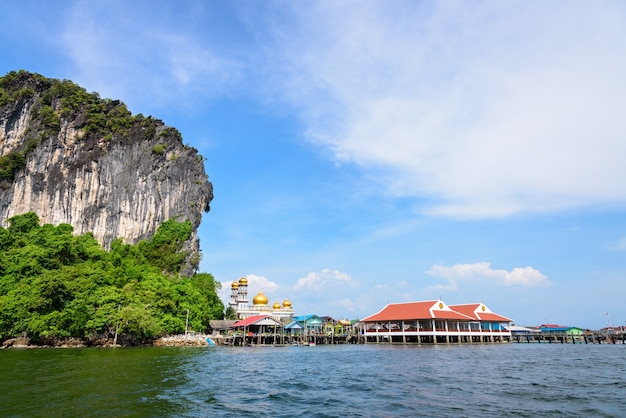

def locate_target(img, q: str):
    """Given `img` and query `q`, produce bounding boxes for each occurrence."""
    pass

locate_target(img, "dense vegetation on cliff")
[0,70,198,185]
[1,70,153,185]
[0,213,224,344]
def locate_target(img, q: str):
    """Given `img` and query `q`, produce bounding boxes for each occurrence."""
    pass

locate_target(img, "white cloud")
[60,1,240,110]
[53,2,626,219]
[426,262,551,288]
[336,298,355,312]
[260,1,626,218]
[293,268,356,292]
[243,273,281,293]
[425,280,459,293]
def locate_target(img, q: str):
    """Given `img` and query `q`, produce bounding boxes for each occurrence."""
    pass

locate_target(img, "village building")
[361,299,513,344]
[322,318,353,336]
[231,314,284,334]
[207,320,237,335]
[285,314,324,336]
[229,314,286,345]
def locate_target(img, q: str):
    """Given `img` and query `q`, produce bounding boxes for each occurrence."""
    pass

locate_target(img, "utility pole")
[185,309,189,336]
[113,304,121,346]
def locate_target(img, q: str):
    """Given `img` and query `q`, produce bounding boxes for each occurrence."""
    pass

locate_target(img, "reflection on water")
[1,344,625,417]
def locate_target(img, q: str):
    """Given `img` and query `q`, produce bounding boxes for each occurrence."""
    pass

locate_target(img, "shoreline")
[1,334,216,349]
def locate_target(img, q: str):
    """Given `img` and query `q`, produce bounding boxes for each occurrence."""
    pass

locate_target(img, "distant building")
[228,277,295,321]
[539,324,585,336]
[207,320,237,335]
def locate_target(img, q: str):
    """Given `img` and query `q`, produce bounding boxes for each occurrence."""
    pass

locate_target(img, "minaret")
[237,277,249,312]
[229,281,239,311]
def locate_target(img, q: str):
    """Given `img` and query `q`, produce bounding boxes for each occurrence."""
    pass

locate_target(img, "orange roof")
[432,310,474,320]
[363,300,513,323]
[478,312,513,322]
[363,301,474,322]
[363,301,436,322]
[450,303,513,322]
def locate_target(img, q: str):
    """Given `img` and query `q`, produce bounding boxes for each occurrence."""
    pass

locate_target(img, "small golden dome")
[238,277,248,285]
[282,299,292,308]
[231,282,239,289]
[253,291,268,305]
[273,302,281,310]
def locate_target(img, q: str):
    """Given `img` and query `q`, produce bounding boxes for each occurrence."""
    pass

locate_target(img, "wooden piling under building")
[362,330,512,345]
[213,333,360,346]
[513,331,626,344]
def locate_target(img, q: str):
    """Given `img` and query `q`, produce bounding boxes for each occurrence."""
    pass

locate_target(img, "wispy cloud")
[258,1,626,218]
[426,262,551,288]
[425,280,460,293]
[59,1,241,110]
[53,2,626,219]
[293,268,357,292]
[244,273,281,293]
[336,298,355,312]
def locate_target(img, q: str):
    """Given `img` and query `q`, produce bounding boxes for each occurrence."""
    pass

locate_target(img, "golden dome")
[231,282,239,289]
[282,299,292,308]
[273,302,281,310]
[238,277,248,285]
[253,291,268,305]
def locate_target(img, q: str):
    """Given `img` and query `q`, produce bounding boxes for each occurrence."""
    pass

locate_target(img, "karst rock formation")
[0,71,213,276]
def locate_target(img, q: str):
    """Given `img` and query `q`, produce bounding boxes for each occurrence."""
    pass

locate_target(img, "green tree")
[224,306,238,320]
[0,213,225,344]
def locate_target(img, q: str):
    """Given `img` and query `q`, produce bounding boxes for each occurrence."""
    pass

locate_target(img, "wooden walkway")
[513,332,626,344]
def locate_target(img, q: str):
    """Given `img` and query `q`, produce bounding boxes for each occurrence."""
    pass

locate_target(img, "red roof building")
[361,299,513,344]
[231,315,283,329]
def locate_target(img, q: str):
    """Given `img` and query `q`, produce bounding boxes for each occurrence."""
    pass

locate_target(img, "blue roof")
[539,326,581,332]
[292,314,322,323]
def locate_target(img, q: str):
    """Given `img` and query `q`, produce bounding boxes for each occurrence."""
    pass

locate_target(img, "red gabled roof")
[231,314,269,328]
[363,300,513,323]
[450,303,513,322]
[432,310,475,320]
[363,301,438,322]
[450,304,481,319]
[478,312,513,322]
[362,301,474,322]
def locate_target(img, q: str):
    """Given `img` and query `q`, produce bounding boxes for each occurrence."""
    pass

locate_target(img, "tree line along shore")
[0,213,225,348]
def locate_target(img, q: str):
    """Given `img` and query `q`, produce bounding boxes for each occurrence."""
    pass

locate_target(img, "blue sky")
[2,1,625,329]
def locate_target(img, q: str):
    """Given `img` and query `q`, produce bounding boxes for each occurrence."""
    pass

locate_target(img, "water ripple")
[2,344,626,417]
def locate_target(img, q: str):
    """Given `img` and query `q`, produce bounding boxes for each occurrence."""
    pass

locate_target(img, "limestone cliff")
[0,71,213,276]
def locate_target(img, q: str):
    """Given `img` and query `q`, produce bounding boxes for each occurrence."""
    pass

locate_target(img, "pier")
[211,333,359,346]
[512,331,626,344]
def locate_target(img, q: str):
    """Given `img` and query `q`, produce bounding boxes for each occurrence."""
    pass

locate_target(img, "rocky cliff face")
[0,71,213,276]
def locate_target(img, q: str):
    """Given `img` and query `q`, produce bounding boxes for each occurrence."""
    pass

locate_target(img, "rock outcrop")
[0,71,212,276]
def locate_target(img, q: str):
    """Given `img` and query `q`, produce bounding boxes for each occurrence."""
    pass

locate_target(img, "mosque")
[229,277,295,321]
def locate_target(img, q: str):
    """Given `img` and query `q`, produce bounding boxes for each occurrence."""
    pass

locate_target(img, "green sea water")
[1,344,625,417]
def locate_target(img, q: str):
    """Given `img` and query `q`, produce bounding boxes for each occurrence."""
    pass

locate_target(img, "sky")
[2,0,625,329]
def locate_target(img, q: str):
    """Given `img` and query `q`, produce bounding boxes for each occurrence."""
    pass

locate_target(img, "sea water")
[1,343,624,417]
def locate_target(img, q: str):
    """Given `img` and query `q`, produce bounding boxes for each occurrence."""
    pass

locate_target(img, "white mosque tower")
[236,277,248,312]
[229,281,239,311]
